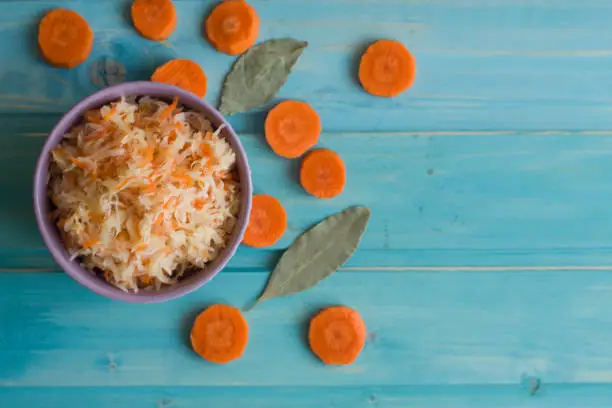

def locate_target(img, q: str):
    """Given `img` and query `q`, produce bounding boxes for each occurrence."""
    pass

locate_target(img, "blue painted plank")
[1,0,611,406]
[2,384,612,408]
[5,126,612,269]
[0,1,612,131]
[2,270,612,386]
[3,0,612,267]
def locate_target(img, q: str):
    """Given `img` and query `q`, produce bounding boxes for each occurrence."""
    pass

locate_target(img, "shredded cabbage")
[49,96,240,292]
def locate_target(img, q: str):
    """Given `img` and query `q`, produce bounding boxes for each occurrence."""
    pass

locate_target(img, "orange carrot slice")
[38,9,94,68]
[190,304,249,364]
[309,306,367,365]
[205,0,260,56]
[243,194,286,248]
[358,40,416,97]
[264,100,321,159]
[300,148,346,199]
[131,0,177,41]
[151,59,208,98]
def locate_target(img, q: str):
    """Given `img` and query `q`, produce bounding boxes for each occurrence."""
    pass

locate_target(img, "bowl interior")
[33,82,252,303]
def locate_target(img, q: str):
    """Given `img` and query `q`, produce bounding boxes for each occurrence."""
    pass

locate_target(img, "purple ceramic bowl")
[33,82,252,303]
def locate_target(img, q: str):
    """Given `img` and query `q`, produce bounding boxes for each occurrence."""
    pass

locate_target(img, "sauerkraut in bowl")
[47,94,241,292]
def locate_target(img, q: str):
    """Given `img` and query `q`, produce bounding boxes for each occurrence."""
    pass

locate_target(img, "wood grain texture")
[3,271,612,388]
[1,0,612,406]
[2,385,612,408]
[4,127,612,269]
[1,0,612,131]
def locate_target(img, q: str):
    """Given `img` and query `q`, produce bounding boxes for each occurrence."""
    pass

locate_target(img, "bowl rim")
[33,81,253,303]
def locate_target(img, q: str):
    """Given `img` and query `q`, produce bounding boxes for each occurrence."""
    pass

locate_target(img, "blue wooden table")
[3,0,612,406]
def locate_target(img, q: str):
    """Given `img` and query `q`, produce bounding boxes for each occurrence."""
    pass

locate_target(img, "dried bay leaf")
[249,206,371,310]
[219,38,308,116]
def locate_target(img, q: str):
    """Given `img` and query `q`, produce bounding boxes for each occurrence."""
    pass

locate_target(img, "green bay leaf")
[218,38,308,116]
[249,206,371,309]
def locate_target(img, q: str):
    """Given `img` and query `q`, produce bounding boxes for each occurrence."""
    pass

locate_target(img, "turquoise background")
[2,0,612,406]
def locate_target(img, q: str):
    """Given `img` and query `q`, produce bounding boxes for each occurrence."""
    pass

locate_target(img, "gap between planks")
[342,265,612,271]
[3,265,612,273]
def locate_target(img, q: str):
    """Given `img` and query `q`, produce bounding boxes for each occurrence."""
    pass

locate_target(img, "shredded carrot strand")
[70,157,86,168]
[163,197,177,210]
[172,172,194,187]
[84,129,104,142]
[133,243,148,252]
[159,97,179,121]
[83,239,99,248]
[139,147,155,167]
[201,143,215,158]
[70,157,94,174]
[143,177,156,194]
[115,177,135,191]
[153,213,164,225]
[52,148,67,159]
[193,198,207,210]
[140,275,153,285]
[103,106,117,122]
[168,130,178,143]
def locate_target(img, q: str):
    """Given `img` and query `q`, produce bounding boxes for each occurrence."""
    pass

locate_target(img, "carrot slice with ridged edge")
[131,0,177,41]
[151,59,208,97]
[38,9,94,68]
[358,40,416,97]
[265,100,321,159]
[205,0,259,55]
[300,148,346,199]
[309,306,367,365]
[190,304,249,364]
[243,194,287,248]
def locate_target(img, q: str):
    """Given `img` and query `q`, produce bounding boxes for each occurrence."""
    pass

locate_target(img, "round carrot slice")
[300,149,346,199]
[265,100,322,159]
[38,9,94,69]
[243,194,287,248]
[205,0,260,55]
[309,306,367,365]
[358,40,416,97]
[131,0,177,41]
[190,304,249,364]
[151,59,208,98]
